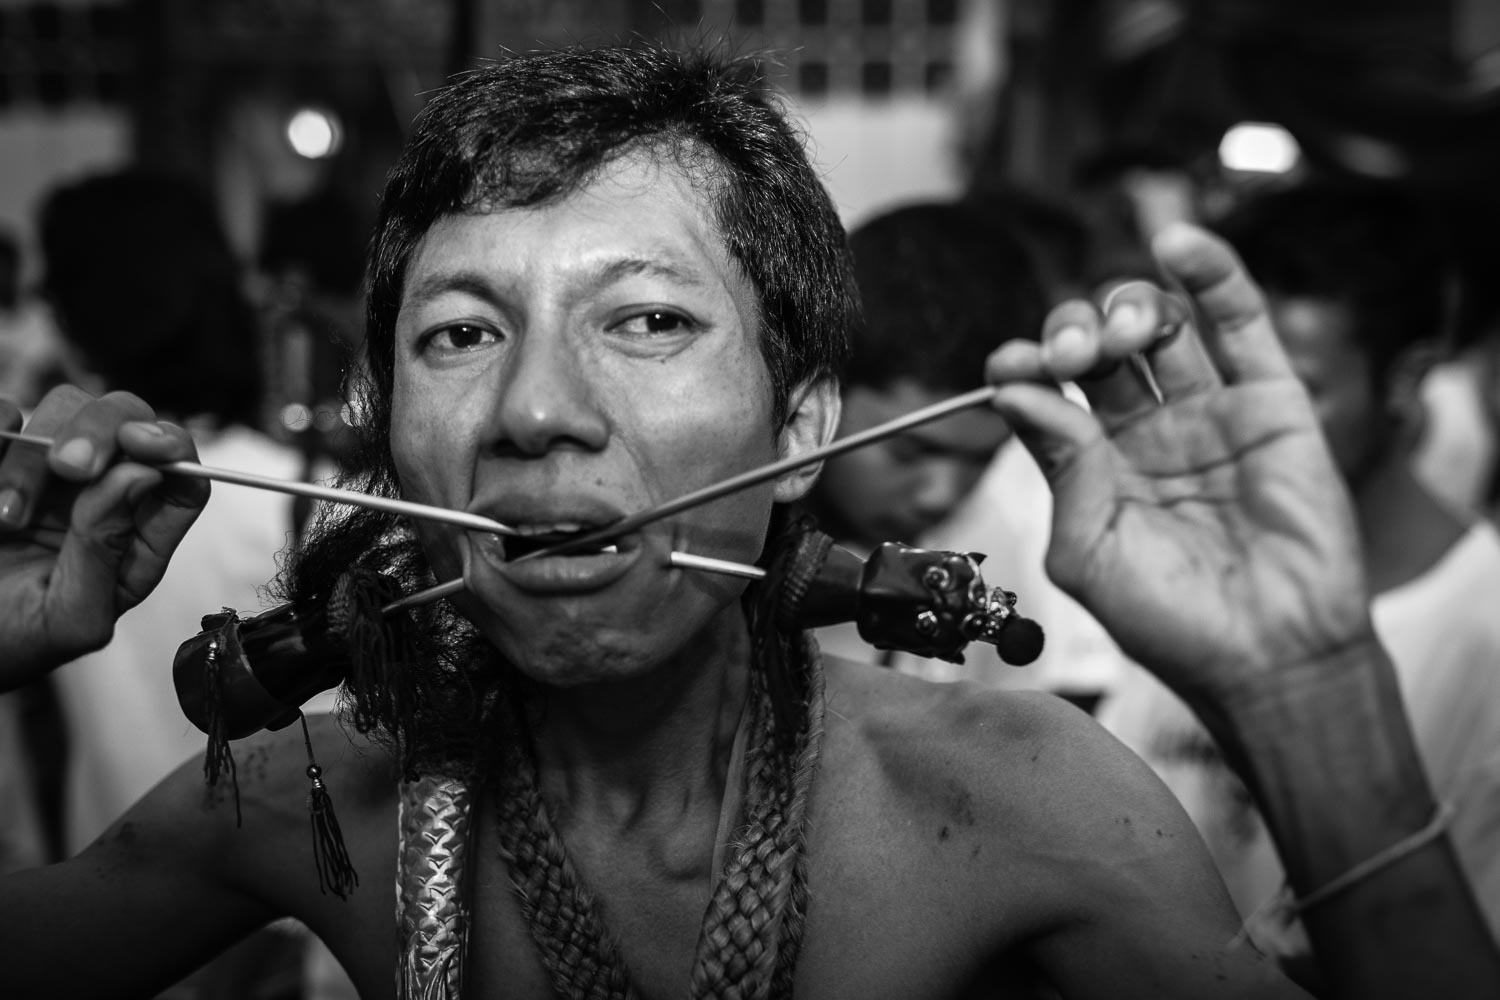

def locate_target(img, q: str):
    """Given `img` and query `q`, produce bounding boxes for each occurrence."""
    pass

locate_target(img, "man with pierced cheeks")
[4,44,1487,1000]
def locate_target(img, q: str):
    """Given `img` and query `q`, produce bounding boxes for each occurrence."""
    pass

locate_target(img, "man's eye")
[615,311,694,336]
[426,324,497,352]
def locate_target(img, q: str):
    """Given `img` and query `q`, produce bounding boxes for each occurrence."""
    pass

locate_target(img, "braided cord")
[689,634,824,1000]
[491,633,825,1000]
[494,753,640,1000]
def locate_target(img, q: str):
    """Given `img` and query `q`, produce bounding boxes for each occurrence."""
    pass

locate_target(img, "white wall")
[0,108,131,282]
[794,94,964,230]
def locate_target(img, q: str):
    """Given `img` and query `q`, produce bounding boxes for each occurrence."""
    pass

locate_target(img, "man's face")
[814,379,1012,547]
[1270,293,1382,483]
[389,150,802,686]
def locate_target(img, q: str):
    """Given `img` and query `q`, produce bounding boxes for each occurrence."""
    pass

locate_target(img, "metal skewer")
[378,551,765,616]
[0,428,519,537]
[520,385,1001,561]
[381,577,468,614]
[390,386,1001,612]
[667,551,766,580]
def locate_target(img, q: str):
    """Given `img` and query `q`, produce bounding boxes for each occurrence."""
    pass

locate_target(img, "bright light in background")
[285,107,342,160]
[1218,122,1301,174]
[279,402,313,432]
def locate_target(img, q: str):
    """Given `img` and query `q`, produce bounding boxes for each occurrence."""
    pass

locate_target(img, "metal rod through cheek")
[388,385,1000,612]
[515,384,1001,562]
[377,551,767,616]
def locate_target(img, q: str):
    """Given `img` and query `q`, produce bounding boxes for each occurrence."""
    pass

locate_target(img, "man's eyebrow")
[584,252,714,290]
[403,270,499,309]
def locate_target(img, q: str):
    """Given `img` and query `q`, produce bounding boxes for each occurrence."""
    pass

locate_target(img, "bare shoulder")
[817,655,1227,921]
[821,653,1162,807]
[0,714,406,998]
[84,711,403,921]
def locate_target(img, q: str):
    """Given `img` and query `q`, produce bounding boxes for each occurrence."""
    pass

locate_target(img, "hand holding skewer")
[0,387,209,691]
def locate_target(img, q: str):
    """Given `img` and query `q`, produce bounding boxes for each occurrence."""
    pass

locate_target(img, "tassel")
[329,569,420,775]
[300,711,359,900]
[200,610,242,827]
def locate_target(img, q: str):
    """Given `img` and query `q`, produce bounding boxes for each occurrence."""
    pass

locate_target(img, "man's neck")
[522,607,753,838]
[1354,450,1468,595]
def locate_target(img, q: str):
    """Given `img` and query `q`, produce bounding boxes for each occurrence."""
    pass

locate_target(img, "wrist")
[1203,633,1437,888]
[1203,629,1392,740]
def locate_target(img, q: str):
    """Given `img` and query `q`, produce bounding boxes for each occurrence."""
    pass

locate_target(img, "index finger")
[0,387,154,529]
[1151,222,1295,383]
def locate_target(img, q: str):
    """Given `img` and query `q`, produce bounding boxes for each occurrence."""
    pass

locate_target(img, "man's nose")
[486,329,609,457]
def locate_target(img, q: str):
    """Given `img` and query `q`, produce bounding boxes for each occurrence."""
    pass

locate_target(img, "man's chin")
[482,619,647,689]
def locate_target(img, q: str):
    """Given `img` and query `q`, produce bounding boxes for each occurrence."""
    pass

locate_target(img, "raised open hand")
[0,386,208,689]
[986,223,1373,720]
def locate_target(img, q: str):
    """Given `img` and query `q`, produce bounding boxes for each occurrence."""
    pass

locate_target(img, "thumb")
[49,464,164,644]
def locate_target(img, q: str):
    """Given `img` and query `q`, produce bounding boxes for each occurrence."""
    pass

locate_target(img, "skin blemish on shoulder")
[938,825,950,841]
[202,783,237,814]
[240,745,271,784]
[102,820,138,848]
[944,780,976,828]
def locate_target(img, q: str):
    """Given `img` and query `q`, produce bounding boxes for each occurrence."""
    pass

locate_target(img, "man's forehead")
[401,159,739,298]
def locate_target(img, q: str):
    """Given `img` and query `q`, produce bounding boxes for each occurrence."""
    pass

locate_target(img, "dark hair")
[352,44,854,488]
[843,201,1047,394]
[284,43,857,772]
[1210,182,1449,384]
[37,169,264,426]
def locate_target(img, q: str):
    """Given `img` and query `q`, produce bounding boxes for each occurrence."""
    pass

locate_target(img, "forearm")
[1211,637,1500,999]
[0,858,272,996]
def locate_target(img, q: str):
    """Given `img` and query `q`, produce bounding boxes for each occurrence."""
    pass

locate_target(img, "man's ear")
[773,376,841,504]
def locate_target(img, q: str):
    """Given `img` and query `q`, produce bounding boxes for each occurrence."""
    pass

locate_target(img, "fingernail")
[56,437,96,474]
[124,420,165,437]
[1109,303,1141,330]
[0,487,24,526]
[1045,325,1089,361]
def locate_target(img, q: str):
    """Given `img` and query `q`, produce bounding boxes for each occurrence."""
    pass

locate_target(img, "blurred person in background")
[1413,198,1500,526]
[0,227,61,880]
[1100,181,1500,987]
[804,198,1127,709]
[36,168,322,999]
[0,227,66,408]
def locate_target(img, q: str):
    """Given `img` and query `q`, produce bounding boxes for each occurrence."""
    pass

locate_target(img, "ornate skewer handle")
[794,540,1045,666]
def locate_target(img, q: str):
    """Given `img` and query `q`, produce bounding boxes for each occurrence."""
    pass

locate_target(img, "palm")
[1047,378,1367,705]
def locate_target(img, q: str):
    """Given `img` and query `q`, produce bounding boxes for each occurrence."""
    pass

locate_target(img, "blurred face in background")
[1269,293,1385,484]
[813,379,1011,548]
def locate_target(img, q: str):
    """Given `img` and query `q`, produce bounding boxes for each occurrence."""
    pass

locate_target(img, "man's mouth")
[493,523,623,561]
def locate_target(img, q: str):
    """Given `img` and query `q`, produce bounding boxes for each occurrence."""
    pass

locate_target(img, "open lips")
[498,523,623,561]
